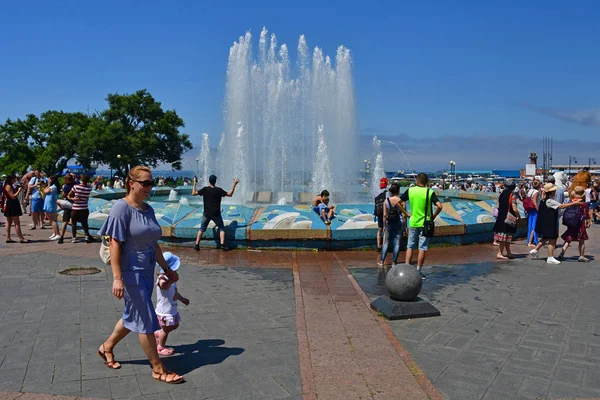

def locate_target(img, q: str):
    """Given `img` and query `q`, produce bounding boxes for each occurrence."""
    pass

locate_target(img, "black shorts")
[377,216,384,229]
[71,209,89,223]
[63,208,72,222]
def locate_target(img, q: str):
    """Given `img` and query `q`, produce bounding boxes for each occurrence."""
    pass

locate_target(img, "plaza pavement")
[1,215,600,399]
[350,226,600,400]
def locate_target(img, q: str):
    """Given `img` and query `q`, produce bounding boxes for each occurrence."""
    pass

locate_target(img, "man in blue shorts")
[192,174,239,251]
[400,173,443,279]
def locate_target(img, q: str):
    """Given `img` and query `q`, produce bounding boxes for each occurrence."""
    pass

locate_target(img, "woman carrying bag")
[493,180,520,260]
[530,183,584,264]
[378,184,410,266]
[97,165,184,385]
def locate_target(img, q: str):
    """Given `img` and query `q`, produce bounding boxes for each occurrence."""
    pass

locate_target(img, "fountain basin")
[67,188,527,249]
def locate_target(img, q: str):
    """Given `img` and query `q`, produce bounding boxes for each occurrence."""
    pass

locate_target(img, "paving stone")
[516,376,550,398]
[0,250,301,400]
[553,365,583,386]
[582,369,600,390]
[81,378,112,399]
[350,231,600,400]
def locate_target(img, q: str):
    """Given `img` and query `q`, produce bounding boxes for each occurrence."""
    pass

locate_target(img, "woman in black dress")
[3,175,28,243]
[530,183,582,264]
[493,180,520,259]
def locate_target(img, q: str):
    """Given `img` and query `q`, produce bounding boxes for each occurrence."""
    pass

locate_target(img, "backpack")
[562,203,583,228]
[386,198,400,222]
[374,191,387,218]
[523,189,537,212]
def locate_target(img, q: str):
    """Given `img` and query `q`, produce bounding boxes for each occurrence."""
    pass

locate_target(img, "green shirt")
[400,186,439,228]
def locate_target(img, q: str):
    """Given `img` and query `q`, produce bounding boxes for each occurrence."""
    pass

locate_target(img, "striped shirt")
[71,184,92,210]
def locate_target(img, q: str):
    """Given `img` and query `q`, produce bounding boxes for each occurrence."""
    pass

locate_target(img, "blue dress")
[98,199,162,333]
[43,184,58,213]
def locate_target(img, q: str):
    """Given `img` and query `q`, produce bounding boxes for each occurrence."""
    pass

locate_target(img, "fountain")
[217,27,356,201]
[84,28,510,250]
[198,133,211,185]
[311,125,332,194]
[371,137,385,198]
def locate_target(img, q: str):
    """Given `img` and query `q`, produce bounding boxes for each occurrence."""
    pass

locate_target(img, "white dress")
[155,275,181,327]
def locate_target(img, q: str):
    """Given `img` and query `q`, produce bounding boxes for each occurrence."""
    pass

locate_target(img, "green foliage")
[0,89,192,176]
[0,115,38,174]
[33,111,92,175]
[95,89,192,174]
[0,112,92,176]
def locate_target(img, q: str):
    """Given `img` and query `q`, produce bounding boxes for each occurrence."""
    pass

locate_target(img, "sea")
[96,170,197,179]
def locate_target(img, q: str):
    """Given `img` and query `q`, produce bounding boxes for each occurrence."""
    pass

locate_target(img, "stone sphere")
[385,264,422,301]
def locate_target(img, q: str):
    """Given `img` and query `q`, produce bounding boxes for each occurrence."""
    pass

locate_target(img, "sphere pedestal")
[370,264,440,320]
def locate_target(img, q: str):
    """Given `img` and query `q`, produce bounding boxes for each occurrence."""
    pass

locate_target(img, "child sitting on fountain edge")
[312,190,336,225]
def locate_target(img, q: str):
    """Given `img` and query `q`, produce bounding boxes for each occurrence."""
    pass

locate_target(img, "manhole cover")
[59,266,102,276]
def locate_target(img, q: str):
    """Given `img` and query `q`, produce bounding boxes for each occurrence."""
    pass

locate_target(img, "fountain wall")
[78,188,527,249]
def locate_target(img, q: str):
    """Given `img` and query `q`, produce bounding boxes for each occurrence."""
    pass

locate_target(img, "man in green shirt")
[400,173,443,278]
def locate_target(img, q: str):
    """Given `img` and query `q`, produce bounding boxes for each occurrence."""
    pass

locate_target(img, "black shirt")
[199,186,227,217]
[62,183,74,199]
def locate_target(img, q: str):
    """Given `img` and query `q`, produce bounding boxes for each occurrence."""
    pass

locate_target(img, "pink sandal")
[157,346,174,356]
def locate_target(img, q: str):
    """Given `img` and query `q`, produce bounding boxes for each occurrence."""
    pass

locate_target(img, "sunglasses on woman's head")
[134,180,154,187]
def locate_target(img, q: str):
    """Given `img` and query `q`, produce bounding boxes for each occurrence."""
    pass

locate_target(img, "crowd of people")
[492,168,596,264]
[1,170,94,244]
[373,168,598,274]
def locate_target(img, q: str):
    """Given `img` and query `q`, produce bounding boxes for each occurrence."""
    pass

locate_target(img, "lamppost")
[449,161,456,184]
[589,157,596,169]
[568,156,577,177]
[116,154,121,177]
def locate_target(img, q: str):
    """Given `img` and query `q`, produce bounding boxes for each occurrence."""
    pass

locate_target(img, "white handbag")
[99,236,112,265]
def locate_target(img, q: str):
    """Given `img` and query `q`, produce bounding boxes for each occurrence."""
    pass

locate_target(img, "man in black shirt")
[192,174,239,251]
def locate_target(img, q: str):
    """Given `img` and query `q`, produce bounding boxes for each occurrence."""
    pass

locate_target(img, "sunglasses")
[134,180,155,187]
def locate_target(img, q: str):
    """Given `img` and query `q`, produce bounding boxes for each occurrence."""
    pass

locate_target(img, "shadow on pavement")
[120,339,245,375]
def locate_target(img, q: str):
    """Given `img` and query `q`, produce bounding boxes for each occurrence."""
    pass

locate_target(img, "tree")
[32,111,92,175]
[94,89,192,174]
[0,115,38,175]
[0,112,93,176]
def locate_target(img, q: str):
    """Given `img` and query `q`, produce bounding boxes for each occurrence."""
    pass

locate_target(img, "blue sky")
[1,0,599,170]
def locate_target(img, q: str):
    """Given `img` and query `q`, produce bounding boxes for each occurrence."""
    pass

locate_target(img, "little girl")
[154,252,190,356]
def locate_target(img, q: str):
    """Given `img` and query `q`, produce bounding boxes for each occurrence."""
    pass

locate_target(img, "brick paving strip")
[292,251,433,399]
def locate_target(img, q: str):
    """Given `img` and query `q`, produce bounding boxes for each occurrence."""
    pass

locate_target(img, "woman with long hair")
[378,183,410,266]
[3,175,28,243]
[492,180,520,259]
[97,166,183,384]
[43,176,60,240]
[525,180,541,247]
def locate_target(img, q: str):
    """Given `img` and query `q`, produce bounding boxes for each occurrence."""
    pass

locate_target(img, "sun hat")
[572,186,585,198]
[543,183,558,192]
[379,177,388,189]
[160,252,180,272]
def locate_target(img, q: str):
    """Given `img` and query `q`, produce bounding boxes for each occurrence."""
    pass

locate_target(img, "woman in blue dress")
[97,166,184,384]
[42,176,60,240]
